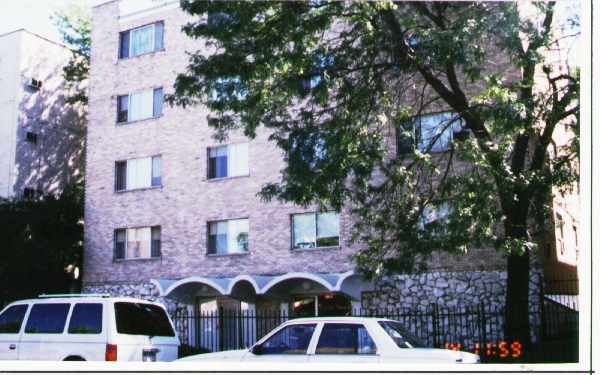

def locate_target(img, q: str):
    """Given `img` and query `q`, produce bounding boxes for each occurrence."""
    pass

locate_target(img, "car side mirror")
[251,344,263,355]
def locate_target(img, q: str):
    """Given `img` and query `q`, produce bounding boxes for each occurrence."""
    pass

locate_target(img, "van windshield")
[114,302,175,337]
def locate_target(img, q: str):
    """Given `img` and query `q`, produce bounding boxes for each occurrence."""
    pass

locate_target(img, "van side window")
[0,305,28,334]
[25,304,70,334]
[114,303,175,337]
[68,303,103,334]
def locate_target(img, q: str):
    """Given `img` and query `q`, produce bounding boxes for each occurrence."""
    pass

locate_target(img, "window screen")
[25,304,70,334]
[68,303,103,334]
[316,324,376,354]
[0,305,28,334]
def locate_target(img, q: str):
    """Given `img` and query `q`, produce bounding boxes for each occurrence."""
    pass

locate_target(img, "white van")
[0,294,180,361]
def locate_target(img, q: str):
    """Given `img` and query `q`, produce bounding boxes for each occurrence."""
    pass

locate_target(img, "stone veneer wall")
[82,282,183,313]
[361,267,544,344]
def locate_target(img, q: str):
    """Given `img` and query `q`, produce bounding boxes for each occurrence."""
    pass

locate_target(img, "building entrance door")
[291,293,351,317]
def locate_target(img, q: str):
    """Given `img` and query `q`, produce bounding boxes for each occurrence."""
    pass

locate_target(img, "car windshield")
[378,321,426,348]
[114,302,175,337]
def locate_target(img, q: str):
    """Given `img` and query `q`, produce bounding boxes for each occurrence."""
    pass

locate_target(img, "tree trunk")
[504,215,532,349]
[505,253,531,344]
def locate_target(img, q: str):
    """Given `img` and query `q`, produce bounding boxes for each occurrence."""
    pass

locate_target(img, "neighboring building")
[0,29,84,200]
[83,0,577,349]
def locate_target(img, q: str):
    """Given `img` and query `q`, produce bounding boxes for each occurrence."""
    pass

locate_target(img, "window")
[27,78,42,91]
[126,227,151,259]
[68,303,103,334]
[208,218,249,255]
[316,324,376,355]
[25,132,38,144]
[23,188,36,200]
[114,156,161,191]
[208,76,247,105]
[25,303,70,334]
[119,22,164,59]
[117,88,163,123]
[114,302,175,337]
[300,54,334,92]
[378,321,425,348]
[418,203,450,236]
[114,226,161,260]
[258,324,316,355]
[292,212,339,249]
[207,10,234,28]
[208,143,249,179]
[0,305,28,334]
[556,213,566,255]
[397,112,464,154]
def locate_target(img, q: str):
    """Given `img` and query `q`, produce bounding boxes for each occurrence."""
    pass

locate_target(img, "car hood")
[177,349,249,361]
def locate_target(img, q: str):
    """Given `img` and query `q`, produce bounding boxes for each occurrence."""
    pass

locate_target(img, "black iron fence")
[171,300,578,363]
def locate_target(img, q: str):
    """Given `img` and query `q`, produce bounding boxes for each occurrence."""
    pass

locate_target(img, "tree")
[53,4,91,106]
[168,1,579,346]
[0,183,84,304]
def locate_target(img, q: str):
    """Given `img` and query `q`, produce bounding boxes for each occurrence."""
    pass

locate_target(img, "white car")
[178,316,479,363]
[0,294,180,361]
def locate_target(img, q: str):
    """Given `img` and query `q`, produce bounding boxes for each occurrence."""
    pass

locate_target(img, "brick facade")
[84,1,520,309]
[84,2,360,286]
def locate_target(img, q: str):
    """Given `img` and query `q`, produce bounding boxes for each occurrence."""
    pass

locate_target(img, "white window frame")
[207,143,249,179]
[207,218,249,255]
[291,211,340,250]
[414,112,463,153]
[115,155,161,192]
[115,226,161,261]
[129,24,155,57]
[127,89,154,122]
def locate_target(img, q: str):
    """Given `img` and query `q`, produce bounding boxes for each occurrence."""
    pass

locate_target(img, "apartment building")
[84,0,538,324]
[0,29,84,200]
[84,0,585,334]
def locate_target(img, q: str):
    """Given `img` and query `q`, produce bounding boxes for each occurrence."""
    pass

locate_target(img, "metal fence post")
[431,304,439,348]
[479,302,487,361]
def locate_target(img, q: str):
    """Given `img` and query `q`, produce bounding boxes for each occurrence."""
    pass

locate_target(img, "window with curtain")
[397,112,464,154]
[292,212,340,249]
[114,156,161,191]
[119,22,164,59]
[208,143,249,179]
[117,88,163,123]
[418,203,451,236]
[114,226,161,260]
[207,218,249,255]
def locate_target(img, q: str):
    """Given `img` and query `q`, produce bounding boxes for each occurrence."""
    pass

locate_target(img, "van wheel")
[64,356,85,361]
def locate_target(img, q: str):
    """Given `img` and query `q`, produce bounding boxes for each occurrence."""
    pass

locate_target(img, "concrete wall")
[0,29,85,199]
[0,31,22,198]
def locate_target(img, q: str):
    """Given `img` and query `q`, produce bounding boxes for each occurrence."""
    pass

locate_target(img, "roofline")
[2,296,164,306]
[92,0,119,9]
[0,28,68,49]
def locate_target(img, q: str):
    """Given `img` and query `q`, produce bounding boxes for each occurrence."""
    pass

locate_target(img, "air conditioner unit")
[28,78,42,91]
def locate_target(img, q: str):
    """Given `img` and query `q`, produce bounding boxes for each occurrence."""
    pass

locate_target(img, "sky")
[0,0,96,44]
